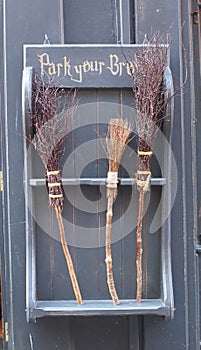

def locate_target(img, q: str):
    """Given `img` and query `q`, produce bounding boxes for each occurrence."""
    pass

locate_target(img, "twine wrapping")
[137,149,153,156]
[49,194,63,199]
[46,170,60,176]
[48,182,61,187]
[106,171,118,189]
[46,170,63,207]
[135,170,151,193]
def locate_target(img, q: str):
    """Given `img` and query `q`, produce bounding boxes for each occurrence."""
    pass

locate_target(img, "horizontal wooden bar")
[31,299,170,319]
[29,177,166,187]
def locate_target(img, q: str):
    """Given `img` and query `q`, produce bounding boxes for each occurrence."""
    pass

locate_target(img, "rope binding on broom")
[48,182,61,187]
[46,169,64,205]
[136,148,153,192]
[135,171,151,192]
[106,171,118,189]
[49,194,63,198]
[46,170,60,176]
[137,149,153,157]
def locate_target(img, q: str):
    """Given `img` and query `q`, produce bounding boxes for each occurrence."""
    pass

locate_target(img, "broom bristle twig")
[106,118,132,172]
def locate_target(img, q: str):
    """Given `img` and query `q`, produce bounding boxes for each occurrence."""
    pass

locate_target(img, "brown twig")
[105,118,131,304]
[28,75,83,304]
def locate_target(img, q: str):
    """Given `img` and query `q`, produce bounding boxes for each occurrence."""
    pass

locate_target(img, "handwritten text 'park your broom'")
[38,53,135,83]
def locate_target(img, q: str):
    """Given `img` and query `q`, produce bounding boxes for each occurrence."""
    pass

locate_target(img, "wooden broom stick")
[55,204,83,304]
[135,169,151,302]
[105,118,131,304]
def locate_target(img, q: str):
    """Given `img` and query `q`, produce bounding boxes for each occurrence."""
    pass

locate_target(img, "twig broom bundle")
[131,33,169,302]
[105,118,132,304]
[29,76,83,305]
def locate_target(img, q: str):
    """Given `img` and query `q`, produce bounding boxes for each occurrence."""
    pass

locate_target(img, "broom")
[29,75,83,305]
[131,33,169,302]
[105,118,132,305]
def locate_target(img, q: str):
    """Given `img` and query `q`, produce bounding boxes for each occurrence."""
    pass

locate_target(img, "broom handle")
[105,195,119,305]
[55,205,83,305]
[136,189,144,303]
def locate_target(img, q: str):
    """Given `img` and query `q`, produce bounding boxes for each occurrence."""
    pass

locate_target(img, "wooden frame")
[22,45,174,321]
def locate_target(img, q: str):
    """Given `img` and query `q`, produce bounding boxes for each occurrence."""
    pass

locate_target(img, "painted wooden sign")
[23,45,140,88]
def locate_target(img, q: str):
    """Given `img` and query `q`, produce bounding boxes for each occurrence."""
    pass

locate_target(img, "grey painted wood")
[1,0,200,349]
[71,316,129,350]
[136,0,200,349]
[29,178,167,186]
[24,44,150,88]
[1,0,74,349]
[63,0,119,44]
[23,65,173,317]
